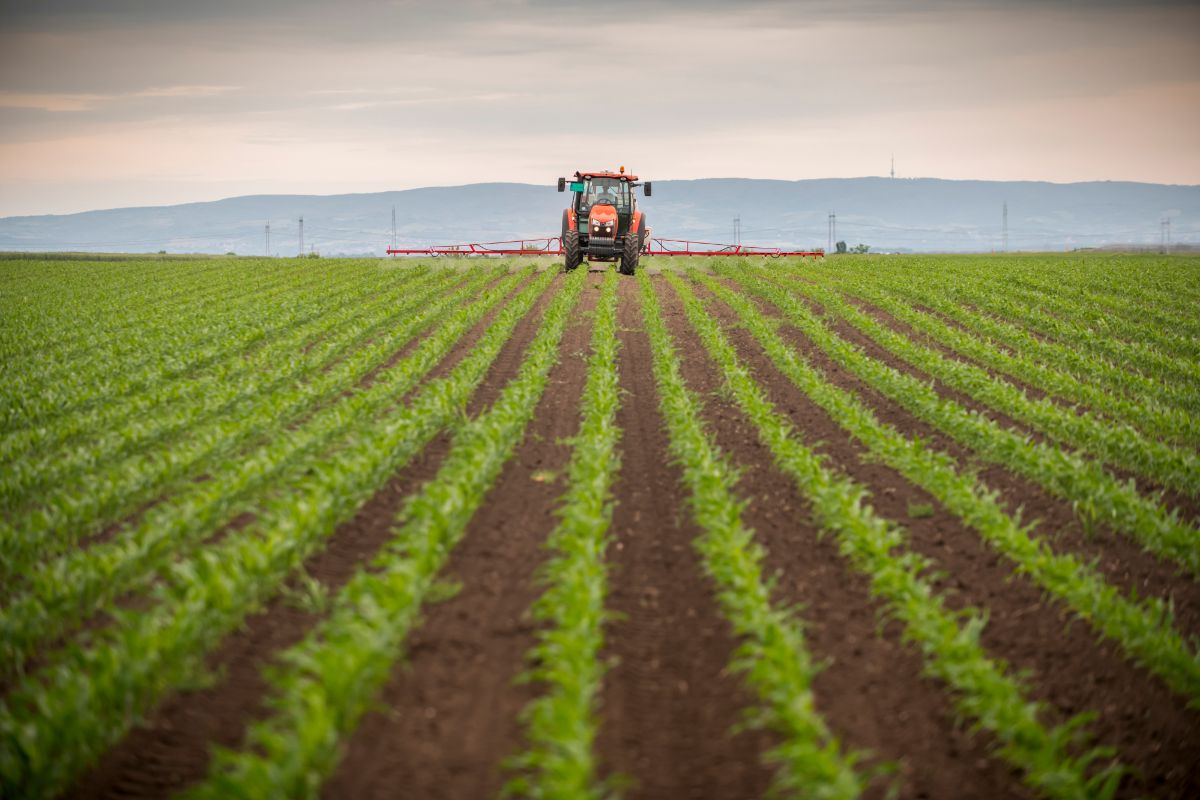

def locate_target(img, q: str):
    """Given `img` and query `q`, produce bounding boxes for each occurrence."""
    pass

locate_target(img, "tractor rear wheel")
[619,232,639,275]
[563,230,582,271]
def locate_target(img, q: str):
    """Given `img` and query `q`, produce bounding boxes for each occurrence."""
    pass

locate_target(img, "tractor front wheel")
[619,233,639,275]
[563,230,582,271]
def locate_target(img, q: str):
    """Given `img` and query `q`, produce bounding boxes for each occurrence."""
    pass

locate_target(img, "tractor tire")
[619,232,639,275]
[563,230,582,272]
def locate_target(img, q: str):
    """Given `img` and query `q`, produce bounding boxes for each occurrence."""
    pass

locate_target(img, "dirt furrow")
[64,270,552,800]
[729,277,1200,635]
[695,278,1200,798]
[322,272,598,799]
[593,275,775,800]
[656,276,1029,799]
[838,292,1200,524]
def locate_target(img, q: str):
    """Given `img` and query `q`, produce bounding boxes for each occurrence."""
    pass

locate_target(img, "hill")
[1,177,1196,255]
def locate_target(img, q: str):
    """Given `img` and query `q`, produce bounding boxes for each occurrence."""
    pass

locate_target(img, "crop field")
[1,252,1199,799]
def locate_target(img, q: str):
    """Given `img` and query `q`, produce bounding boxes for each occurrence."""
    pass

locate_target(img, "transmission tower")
[391,206,397,252]
[733,215,741,246]
[1002,202,1008,252]
[890,154,895,179]
[265,221,271,257]
[299,216,304,256]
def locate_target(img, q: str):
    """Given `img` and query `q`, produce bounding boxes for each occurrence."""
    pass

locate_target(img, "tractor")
[557,167,651,274]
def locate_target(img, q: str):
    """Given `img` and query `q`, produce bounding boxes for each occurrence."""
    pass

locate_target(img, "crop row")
[782,275,1200,497]
[0,265,450,502]
[669,270,1122,799]
[0,267,500,585]
[741,266,1200,575]
[0,267,520,675]
[2,262,370,426]
[809,275,1200,449]
[185,267,586,798]
[808,261,1199,418]
[0,259,274,363]
[635,268,867,797]
[0,268,556,798]
[708,267,1200,704]
[860,272,1200,415]
[506,269,622,800]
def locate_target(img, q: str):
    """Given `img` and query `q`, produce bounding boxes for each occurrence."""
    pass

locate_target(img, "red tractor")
[557,167,651,274]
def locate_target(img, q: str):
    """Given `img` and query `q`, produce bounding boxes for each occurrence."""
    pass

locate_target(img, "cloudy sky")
[1,0,1198,216]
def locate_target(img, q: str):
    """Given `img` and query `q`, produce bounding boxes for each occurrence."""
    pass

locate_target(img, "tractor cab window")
[577,178,630,214]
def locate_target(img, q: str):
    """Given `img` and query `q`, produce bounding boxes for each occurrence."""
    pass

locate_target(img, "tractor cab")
[558,167,651,275]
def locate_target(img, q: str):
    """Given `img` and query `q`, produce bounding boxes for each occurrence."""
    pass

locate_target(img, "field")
[1,252,1198,799]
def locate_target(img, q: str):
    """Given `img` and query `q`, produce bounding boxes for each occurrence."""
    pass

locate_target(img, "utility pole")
[733,214,740,246]
[827,212,837,252]
[1002,202,1008,253]
[391,206,397,252]
[1166,217,1171,253]
[299,216,304,256]
[265,221,271,257]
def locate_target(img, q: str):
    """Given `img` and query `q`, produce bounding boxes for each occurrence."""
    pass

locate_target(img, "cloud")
[0,0,1197,215]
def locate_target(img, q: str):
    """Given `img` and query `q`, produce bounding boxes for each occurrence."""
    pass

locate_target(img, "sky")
[0,0,1198,217]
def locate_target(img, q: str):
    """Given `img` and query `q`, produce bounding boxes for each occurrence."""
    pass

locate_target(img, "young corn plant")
[670,271,1122,800]
[701,269,1200,707]
[0,269,557,800]
[636,268,868,799]
[0,268,510,675]
[815,277,1200,449]
[726,266,1200,577]
[782,276,1200,498]
[506,269,622,800]
[185,268,587,799]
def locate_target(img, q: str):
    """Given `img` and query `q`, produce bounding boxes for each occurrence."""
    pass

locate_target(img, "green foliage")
[183,268,587,799]
[707,267,1200,708]
[0,265,559,798]
[636,269,868,798]
[671,270,1121,798]
[506,269,623,800]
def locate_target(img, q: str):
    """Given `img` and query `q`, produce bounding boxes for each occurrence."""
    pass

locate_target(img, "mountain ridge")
[2,177,1196,254]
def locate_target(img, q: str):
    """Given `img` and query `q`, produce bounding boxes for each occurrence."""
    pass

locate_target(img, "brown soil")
[694,276,1200,798]
[593,276,776,800]
[3,275,535,699]
[732,276,1200,634]
[833,289,1200,525]
[655,276,1030,799]
[62,272,555,799]
[322,274,597,799]
[25,265,1200,800]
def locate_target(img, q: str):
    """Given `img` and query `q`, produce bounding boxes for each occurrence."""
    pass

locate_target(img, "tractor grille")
[587,236,615,250]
